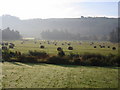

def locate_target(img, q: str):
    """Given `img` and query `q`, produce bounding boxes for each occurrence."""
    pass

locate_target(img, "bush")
[69,53,79,59]
[2,50,11,61]
[57,50,65,57]
[2,49,119,66]
[85,58,104,66]
[107,54,120,66]
[67,53,120,66]
[73,58,81,65]
[81,53,110,66]
[68,53,81,64]
[28,50,49,59]
[79,53,120,66]
[82,53,106,60]
[17,55,37,63]
[47,56,69,65]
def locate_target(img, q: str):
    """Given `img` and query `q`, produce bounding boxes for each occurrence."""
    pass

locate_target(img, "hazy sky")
[0,0,119,19]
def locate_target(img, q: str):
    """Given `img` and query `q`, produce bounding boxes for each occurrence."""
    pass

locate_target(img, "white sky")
[0,0,119,19]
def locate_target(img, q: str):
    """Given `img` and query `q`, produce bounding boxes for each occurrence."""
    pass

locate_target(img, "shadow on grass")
[8,61,120,69]
[22,62,48,66]
[9,62,48,67]
[55,64,120,69]
[9,62,24,66]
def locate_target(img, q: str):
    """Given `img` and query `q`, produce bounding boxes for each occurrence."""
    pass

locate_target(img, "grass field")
[2,62,119,88]
[1,40,119,88]
[3,40,118,55]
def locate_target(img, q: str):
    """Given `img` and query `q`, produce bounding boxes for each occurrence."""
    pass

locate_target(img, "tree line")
[1,27,119,43]
[109,27,120,43]
[41,28,120,42]
[1,27,22,40]
[41,30,108,41]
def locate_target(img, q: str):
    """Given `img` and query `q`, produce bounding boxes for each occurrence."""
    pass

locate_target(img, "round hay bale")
[108,46,110,48]
[55,44,57,46]
[2,46,7,50]
[102,46,105,48]
[68,43,71,45]
[2,43,4,46]
[9,45,14,49]
[94,46,97,48]
[40,45,45,49]
[112,47,116,50]
[57,47,62,51]
[10,43,15,47]
[5,43,8,45]
[68,46,73,50]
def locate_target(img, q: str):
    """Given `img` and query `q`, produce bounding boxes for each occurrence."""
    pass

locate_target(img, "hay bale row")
[94,45,116,50]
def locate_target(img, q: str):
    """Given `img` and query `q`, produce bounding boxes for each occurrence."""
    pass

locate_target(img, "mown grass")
[2,62,119,88]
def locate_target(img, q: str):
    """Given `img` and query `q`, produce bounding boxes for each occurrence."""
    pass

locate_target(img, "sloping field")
[2,62,119,88]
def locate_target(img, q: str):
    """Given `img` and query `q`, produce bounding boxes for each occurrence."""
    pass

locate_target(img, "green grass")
[2,40,119,88]
[3,40,118,55]
[2,62,119,88]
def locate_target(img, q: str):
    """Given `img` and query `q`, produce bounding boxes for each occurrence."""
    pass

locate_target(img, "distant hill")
[0,15,118,38]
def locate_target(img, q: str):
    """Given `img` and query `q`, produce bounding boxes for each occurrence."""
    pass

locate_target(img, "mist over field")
[0,15,118,39]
